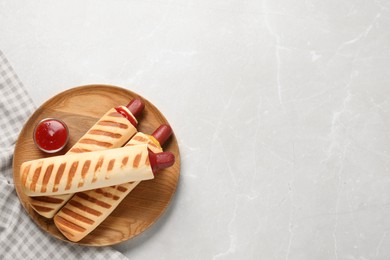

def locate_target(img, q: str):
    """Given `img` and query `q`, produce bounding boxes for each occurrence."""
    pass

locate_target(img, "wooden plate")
[13,85,180,246]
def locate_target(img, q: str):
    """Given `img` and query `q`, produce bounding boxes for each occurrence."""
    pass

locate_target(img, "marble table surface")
[2,1,390,259]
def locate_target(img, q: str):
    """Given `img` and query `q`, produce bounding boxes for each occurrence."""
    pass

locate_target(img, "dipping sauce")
[33,118,69,153]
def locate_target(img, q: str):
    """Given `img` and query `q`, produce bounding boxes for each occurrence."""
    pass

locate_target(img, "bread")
[67,107,137,153]
[29,107,137,218]
[21,144,154,197]
[54,132,162,242]
[54,182,140,242]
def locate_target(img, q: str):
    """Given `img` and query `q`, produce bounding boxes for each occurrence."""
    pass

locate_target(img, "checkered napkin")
[0,50,129,259]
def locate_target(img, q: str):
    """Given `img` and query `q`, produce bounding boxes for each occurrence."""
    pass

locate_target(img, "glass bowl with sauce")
[33,118,69,153]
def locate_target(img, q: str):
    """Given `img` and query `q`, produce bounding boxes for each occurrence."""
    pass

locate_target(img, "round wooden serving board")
[13,85,180,246]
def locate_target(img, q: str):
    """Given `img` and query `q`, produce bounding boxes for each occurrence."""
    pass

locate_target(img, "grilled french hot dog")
[54,124,173,242]
[21,144,174,196]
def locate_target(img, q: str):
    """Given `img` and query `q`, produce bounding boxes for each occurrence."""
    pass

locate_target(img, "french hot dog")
[54,125,173,242]
[29,99,144,218]
[21,144,174,196]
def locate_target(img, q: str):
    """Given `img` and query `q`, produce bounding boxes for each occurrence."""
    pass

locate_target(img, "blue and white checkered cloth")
[0,50,128,260]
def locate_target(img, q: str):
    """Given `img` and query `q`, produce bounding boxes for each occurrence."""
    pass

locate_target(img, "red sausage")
[115,98,145,127]
[148,150,175,174]
[126,98,145,117]
[152,124,173,146]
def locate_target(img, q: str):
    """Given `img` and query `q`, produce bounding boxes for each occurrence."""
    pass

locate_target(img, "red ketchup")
[33,118,69,153]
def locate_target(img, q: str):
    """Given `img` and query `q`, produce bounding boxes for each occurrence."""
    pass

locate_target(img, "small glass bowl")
[33,118,70,153]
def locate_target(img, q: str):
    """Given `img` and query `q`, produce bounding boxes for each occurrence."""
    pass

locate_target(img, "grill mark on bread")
[21,164,31,187]
[116,185,128,192]
[69,148,92,153]
[105,159,115,180]
[107,159,115,172]
[31,196,64,204]
[66,161,79,190]
[88,130,122,139]
[57,227,74,239]
[53,163,66,193]
[78,160,91,188]
[79,138,113,148]
[133,152,142,168]
[76,193,111,209]
[41,164,54,192]
[31,205,53,212]
[55,216,86,232]
[93,156,104,183]
[133,135,148,142]
[97,120,128,129]
[107,112,123,117]
[61,208,94,225]
[94,189,120,200]
[30,164,42,192]
[106,185,119,191]
[68,200,102,217]
[121,156,129,168]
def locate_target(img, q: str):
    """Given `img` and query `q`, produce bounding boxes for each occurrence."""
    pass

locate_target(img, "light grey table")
[2,1,390,259]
